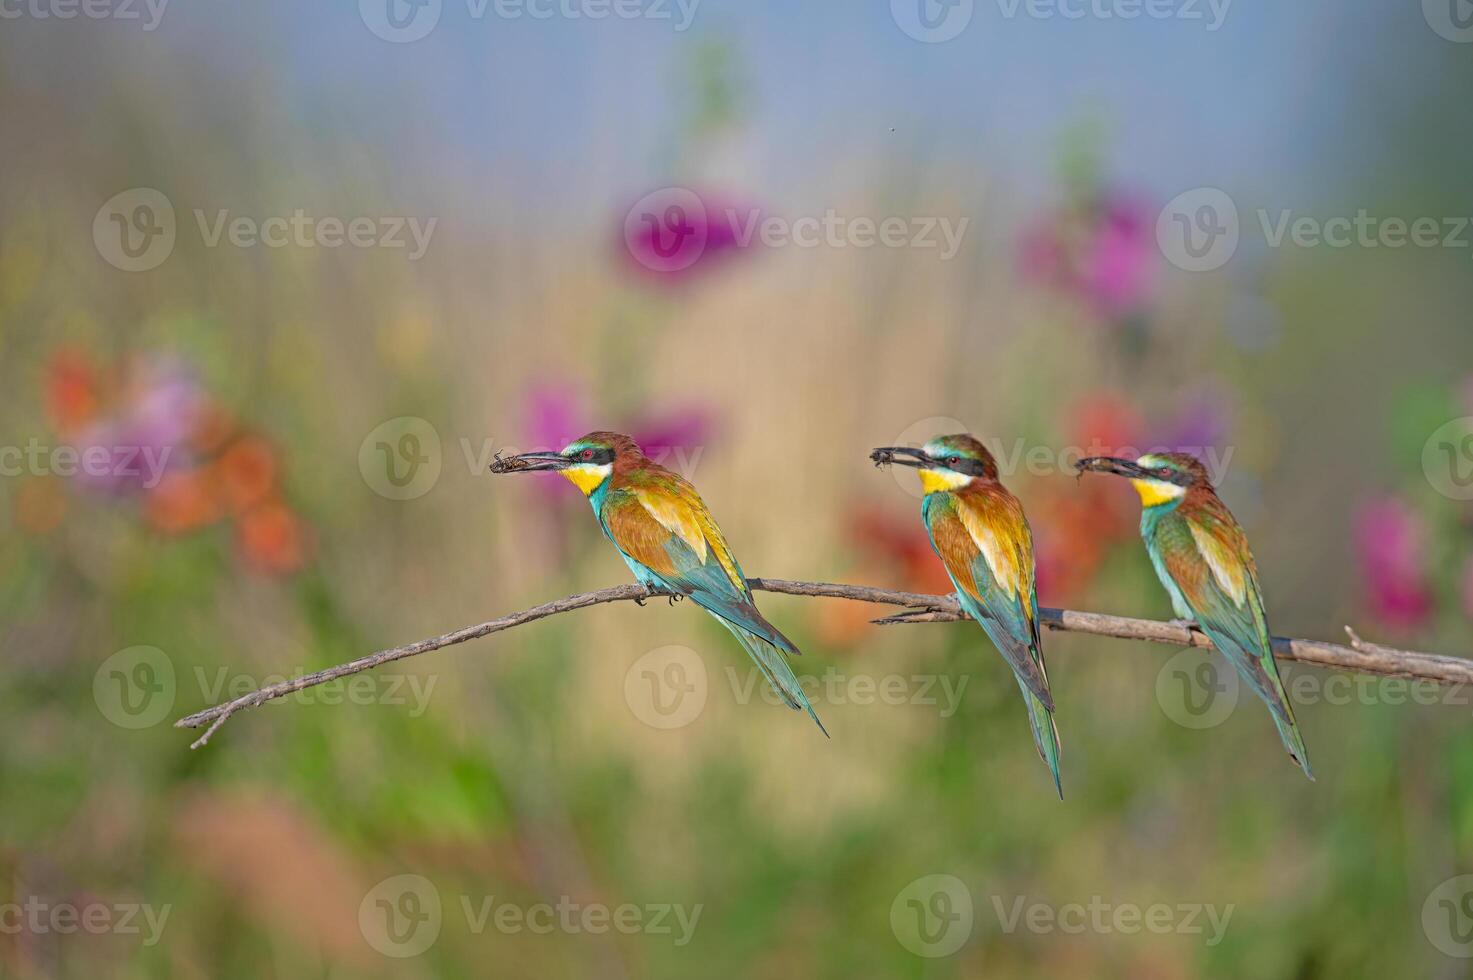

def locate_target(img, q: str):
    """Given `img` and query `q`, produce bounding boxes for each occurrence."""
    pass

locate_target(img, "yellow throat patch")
[919,468,971,494]
[561,463,612,495]
[1131,478,1186,508]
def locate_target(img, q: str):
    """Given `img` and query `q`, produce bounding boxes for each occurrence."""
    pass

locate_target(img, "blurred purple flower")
[1354,496,1434,630]
[620,187,756,284]
[72,358,202,494]
[1018,191,1157,321]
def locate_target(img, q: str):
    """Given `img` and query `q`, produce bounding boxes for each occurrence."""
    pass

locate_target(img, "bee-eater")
[871,436,1062,796]
[492,431,826,735]
[1076,453,1312,779]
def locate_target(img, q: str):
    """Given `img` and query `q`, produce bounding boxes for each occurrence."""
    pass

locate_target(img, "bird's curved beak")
[1075,456,1154,480]
[870,446,930,469]
[490,450,571,473]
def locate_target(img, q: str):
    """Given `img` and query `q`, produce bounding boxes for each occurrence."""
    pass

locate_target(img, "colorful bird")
[1075,453,1313,779]
[492,431,826,734]
[871,436,1062,796]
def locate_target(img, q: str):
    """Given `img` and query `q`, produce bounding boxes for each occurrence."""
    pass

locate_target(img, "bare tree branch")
[175,577,1473,747]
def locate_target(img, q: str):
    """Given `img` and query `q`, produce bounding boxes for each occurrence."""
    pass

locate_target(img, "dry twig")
[176,577,1472,747]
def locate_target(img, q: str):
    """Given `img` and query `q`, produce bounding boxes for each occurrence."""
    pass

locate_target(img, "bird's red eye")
[947,456,960,466]
[581,449,594,461]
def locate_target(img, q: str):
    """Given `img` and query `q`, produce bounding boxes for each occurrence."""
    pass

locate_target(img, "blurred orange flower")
[145,469,223,535]
[216,436,278,514]
[44,348,100,433]
[235,501,309,574]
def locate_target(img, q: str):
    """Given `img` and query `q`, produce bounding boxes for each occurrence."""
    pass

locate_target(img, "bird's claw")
[638,586,684,606]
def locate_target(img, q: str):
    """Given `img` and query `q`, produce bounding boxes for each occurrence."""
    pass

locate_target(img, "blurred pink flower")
[1018,191,1157,320]
[619,188,756,285]
[1354,496,1434,630]
[71,357,202,494]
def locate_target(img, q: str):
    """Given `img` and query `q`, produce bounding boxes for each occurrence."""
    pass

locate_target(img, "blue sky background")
[9,0,1462,216]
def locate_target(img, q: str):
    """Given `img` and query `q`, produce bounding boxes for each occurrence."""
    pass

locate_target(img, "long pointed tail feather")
[717,619,827,737]
[1218,639,1315,780]
[1017,677,1063,799]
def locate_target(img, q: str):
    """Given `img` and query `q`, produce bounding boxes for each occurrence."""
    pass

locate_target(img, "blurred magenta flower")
[1018,191,1157,321]
[69,356,203,494]
[1354,496,1434,630]
[619,187,756,284]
